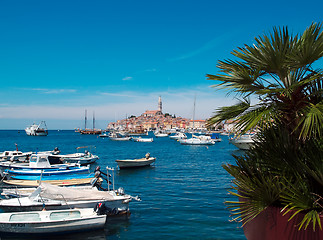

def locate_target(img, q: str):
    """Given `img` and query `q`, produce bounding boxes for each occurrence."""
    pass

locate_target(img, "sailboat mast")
[93,111,95,130]
[85,109,87,130]
[192,95,196,130]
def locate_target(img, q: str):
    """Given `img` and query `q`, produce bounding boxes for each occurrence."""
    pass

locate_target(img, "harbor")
[0,130,244,239]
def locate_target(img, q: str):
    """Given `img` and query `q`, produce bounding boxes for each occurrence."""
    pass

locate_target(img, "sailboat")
[80,110,102,135]
[180,96,217,145]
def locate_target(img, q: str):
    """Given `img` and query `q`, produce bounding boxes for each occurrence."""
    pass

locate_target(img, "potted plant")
[206,23,323,239]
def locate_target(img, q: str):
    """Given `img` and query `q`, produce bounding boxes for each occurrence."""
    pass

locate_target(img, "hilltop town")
[107,96,211,132]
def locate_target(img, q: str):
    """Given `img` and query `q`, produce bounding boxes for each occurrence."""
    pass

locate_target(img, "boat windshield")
[50,210,81,220]
[30,156,37,162]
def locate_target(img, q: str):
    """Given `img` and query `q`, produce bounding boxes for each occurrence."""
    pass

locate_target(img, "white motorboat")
[0,208,106,234]
[0,182,133,213]
[25,121,48,136]
[116,153,156,168]
[132,137,154,142]
[169,132,187,140]
[109,132,132,141]
[154,130,169,137]
[0,150,32,162]
[0,153,77,170]
[229,134,255,150]
[99,133,109,138]
[179,135,215,145]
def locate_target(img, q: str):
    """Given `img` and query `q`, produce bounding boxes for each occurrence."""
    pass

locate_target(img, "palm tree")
[207,23,323,231]
[207,23,323,140]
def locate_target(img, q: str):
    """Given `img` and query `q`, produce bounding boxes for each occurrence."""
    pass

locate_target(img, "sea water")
[0,130,245,240]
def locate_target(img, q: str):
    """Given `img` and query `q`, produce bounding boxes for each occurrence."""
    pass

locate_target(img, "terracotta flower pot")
[243,206,323,240]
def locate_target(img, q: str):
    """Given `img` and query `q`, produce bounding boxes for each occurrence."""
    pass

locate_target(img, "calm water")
[0,130,245,240]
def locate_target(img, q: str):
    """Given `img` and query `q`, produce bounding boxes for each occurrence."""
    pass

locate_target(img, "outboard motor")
[94,202,108,215]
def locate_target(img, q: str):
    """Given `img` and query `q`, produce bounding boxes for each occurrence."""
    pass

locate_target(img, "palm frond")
[206,98,250,127]
[296,102,323,139]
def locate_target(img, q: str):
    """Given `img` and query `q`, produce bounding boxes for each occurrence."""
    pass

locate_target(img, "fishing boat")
[25,121,48,136]
[59,146,99,165]
[116,153,156,168]
[0,153,76,170]
[132,137,154,142]
[0,208,106,234]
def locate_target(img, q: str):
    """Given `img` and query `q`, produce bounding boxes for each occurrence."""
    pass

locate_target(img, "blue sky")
[1,0,322,129]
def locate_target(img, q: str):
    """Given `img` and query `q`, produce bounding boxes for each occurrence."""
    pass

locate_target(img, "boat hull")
[0,209,106,234]
[2,178,96,187]
[179,139,215,145]
[0,199,129,213]
[116,157,156,168]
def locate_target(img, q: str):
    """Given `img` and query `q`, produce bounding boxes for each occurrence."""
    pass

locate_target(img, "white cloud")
[20,88,77,94]
[122,76,133,81]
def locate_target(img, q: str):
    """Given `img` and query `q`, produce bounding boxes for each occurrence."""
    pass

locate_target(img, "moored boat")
[0,182,134,213]
[132,137,154,142]
[169,132,187,140]
[179,135,215,145]
[2,177,97,187]
[109,132,132,141]
[59,146,99,165]
[229,134,255,150]
[0,208,106,234]
[116,153,156,168]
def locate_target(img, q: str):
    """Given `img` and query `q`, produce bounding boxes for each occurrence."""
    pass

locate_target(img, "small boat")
[99,133,109,138]
[60,146,99,165]
[0,208,106,234]
[6,165,90,176]
[132,137,154,142]
[0,150,32,162]
[6,172,94,181]
[154,130,169,137]
[109,132,132,141]
[2,177,97,187]
[179,135,215,145]
[116,153,156,168]
[0,144,32,162]
[229,134,255,150]
[0,153,76,170]
[169,132,187,140]
[25,121,48,136]
[0,182,133,213]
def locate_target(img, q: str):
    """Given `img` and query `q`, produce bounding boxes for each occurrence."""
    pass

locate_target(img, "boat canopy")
[38,183,116,201]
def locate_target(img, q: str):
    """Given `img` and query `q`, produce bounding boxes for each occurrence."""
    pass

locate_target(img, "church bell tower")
[158,96,162,113]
